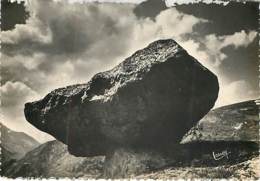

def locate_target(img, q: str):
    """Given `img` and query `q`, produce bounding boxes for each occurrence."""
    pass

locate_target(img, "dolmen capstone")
[24,39,219,177]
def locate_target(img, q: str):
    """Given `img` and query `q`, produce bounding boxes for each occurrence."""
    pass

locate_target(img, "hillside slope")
[181,99,259,143]
[4,140,104,178]
[1,123,40,174]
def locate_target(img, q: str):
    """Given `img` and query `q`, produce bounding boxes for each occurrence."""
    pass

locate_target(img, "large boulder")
[24,39,219,157]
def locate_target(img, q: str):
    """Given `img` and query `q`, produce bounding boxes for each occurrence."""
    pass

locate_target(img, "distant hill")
[1,123,40,174]
[181,99,259,143]
[4,140,104,178]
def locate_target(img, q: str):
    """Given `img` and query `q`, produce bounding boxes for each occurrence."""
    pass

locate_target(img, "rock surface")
[102,141,258,178]
[136,155,260,179]
[181,99,259,144]
[24,39,219,156]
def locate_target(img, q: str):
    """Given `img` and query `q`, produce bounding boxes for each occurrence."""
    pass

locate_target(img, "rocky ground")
[182,99,259,143]
[136,155,260,179]
[3,139,259,179]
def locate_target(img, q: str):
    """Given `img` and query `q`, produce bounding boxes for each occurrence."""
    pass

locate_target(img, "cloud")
[1,0,207,93]
[1,1,139,93]
[1,81,40,107]
[202,30,257,67]
[215,80,259,107]
[0,81,54,143]
[1,23,51,45]
[117,8,208,64]
[180,31,258,108]
[177,30,257,72]
[2,53,45,70]
[222,30,257,48]
[1,81,39,130]
[2,0,137,57]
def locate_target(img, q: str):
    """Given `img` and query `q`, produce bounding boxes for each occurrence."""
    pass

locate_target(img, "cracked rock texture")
[24,39,219,157]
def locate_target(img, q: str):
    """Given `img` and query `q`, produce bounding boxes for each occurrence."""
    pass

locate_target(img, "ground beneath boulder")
[136,156,260,179]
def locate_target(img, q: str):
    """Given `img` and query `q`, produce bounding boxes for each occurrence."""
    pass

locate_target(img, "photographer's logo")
[212,150,231,160]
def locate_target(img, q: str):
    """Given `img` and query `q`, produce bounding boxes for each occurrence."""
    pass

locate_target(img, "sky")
[1,0,259,142]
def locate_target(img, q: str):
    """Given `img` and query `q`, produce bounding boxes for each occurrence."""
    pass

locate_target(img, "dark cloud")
[1,0,29,31]
[1,0,138,92]
[176,2,258,36]
[174,2,258,102]
[2,1,135,59]
[133,0,258,36]
[133,0,167,19]
[220,36,258,89]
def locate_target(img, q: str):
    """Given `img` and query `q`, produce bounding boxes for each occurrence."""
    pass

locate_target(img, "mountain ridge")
[1,123,40,175]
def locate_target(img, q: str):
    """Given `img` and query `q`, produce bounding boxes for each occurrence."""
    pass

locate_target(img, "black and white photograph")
[0,0,259,179]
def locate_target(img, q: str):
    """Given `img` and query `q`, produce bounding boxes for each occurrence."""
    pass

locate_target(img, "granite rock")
[24,39,219,157]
